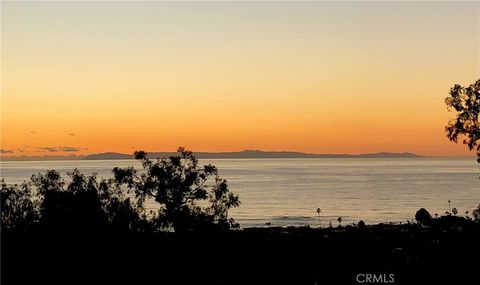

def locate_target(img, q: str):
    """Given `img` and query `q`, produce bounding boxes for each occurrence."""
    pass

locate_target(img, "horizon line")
[1,149,477,161]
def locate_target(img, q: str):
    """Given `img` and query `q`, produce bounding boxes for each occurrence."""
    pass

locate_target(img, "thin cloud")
[0,149,14,154]
[67,133,76,136]
[25,131,37,135]
[37,146,83,152]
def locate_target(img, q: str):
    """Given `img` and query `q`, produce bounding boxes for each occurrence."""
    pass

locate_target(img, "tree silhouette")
[1,179,39,232]
[472,204,480,221]
[1,170,150,233]
[445,79,480,163]
[415,208,432,224]
[1,149,239,234]
[113,147,240,233]
[451,207,458,216]
[337,217,342,227]
[316,208,321,227]
[33,169,151,231]
[357,220,366,230]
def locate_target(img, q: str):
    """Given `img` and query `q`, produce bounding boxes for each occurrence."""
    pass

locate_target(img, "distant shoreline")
[0,150,425,161]
[4,154,478,162]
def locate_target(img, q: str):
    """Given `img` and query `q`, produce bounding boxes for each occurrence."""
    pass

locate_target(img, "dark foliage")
[1,179,38,232]
[3,221,480,285]
[1,148,239,234]
[445,79,480,163]
[113,147,240,233]
[357,220,366,230]
[415,208,432,224]
[473,204,480,221]
[1,170,150,233]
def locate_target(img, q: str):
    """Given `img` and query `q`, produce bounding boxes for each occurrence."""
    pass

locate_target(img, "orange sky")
[1,2,479,157]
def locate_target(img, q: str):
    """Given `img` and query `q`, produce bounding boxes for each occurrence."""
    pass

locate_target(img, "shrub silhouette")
[39,169,152,232]
[1,170,150,233]
[357,220,366,230]
[113,147,240,233]
[415,208,432,224]
[1,179,39,232]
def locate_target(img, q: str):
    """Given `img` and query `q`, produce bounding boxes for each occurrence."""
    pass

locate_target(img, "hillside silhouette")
[82,150,421,160]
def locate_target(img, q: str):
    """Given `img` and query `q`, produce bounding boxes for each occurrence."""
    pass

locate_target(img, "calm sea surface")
[1,158,479,228]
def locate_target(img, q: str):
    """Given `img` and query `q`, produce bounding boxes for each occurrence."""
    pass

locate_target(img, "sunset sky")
[1,1,479,157]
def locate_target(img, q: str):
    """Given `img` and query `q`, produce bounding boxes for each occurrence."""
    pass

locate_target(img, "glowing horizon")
[1,1,479,157]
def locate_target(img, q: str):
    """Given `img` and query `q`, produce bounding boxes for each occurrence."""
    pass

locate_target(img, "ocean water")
[1,158,479,228]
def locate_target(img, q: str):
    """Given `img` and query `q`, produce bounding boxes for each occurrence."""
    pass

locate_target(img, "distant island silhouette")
[84,150,422,160]
[0,151,422,161]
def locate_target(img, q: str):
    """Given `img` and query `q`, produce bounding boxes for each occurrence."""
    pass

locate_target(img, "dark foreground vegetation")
[2,216,480,285]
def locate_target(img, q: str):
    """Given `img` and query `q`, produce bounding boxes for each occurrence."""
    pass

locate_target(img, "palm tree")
[473,204,480,221]
[448,200,452,214]
[337,216,342,227]
[452,207,458,216]
[316,208,321,228]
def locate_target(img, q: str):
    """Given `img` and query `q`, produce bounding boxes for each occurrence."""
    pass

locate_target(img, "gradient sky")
[1,1,479,157]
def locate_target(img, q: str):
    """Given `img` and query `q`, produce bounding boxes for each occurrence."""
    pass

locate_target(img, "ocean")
[1,157,479,228]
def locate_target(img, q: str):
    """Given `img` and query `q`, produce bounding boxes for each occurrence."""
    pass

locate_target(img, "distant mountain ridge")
[82,150,422,160]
